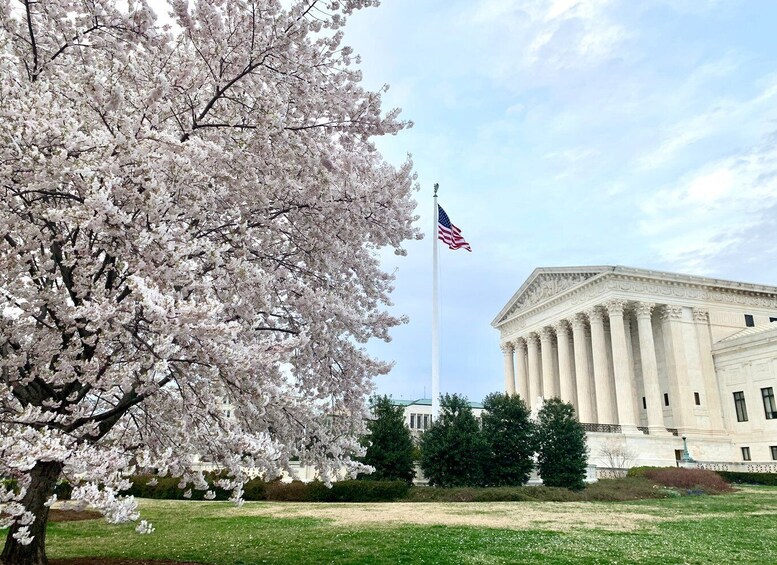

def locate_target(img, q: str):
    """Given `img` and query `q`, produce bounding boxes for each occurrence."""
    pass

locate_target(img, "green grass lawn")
[43,486,777,565]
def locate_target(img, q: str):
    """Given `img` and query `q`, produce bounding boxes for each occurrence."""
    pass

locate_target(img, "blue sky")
[342,0,777,403]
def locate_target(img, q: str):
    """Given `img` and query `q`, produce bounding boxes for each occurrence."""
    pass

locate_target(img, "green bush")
[264,480,409,502]
[535,399,588,491]
[264,480,320,501]
[716,471,777,486]
[125,475,232,501]
[54,480,73,500]
[419,394,489,487]
[1,478,19,493]
[481,392,536,487]
[405,478,685,502]
[242,477,269,500]
[325,480,409,502]
[358,395,415,483]
[405,485,579,502]
[626,466,653,478]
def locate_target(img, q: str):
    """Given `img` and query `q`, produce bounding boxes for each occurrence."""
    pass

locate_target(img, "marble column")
[514,338,530,402]
[661,305,691,431]
[526,333,542,409]
[501,342,516,396]
[692,308,725,431]
[554,320,576,410]
[606,300,638,432]
[635,302,667,434]
[571,313,596,423]
[539,327,558,399]
[624,316,640,424]
[589,307,618,424]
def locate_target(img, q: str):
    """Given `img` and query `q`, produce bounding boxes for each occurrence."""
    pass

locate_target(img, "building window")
[741,446,751,461]
[770,317,777,323]
[745,314,755,327]
[694,392,701,406]
[642,397,647,410]
[410,414,415,429]
[733,391,748,422]
[762,387,777,420]
[771,446,777,460]
[664,393,669,407]
[423,414,430,430]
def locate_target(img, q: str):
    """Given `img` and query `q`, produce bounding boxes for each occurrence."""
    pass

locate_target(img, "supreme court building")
[493,266,777,470]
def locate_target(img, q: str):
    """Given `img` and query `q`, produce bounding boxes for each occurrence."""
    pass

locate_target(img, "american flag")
[437,205,472,252]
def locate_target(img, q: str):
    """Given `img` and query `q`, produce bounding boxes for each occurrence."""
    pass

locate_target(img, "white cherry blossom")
[0,1,419,563]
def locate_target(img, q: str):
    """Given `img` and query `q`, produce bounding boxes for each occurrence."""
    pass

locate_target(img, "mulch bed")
[48,509,103,522]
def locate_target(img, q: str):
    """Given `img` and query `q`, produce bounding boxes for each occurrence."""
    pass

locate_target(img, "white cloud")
[636,75,777,171]
[466,0,629,85]
[639,133,777,271]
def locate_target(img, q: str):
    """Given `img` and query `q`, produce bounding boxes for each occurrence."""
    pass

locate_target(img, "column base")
[647,426,675,437]
[620,424,643,436]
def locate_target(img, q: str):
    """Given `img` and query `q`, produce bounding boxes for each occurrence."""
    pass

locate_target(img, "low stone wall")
[694,461,777,474]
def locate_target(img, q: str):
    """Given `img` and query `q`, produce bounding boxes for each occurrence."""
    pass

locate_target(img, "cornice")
[494,268,777,338]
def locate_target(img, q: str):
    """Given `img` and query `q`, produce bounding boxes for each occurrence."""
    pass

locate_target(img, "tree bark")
[1,461,63,565]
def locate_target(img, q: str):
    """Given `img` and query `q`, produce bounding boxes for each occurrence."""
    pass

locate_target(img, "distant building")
[391,398,484,438]
[493,266,777,473]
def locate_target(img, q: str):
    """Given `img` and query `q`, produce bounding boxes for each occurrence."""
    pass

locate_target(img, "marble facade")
[493,266,777,468]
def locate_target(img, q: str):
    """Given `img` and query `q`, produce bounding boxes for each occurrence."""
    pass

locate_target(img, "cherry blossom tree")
[0,0,419,563]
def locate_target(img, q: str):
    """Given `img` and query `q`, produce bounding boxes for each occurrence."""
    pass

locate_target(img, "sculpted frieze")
[498,273,777,333]
[505,272,599,317]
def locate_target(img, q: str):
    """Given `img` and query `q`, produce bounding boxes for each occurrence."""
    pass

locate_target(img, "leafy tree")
[419,394,488,487]
[0,1,419,563]
[358,396,415,483]
[481,392,535,486]
[535,399,589,490]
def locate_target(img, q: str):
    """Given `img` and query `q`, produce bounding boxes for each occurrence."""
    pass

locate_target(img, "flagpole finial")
[434,183,439,197]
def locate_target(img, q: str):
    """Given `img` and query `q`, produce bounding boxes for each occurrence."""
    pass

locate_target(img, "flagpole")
[432,183,440,421]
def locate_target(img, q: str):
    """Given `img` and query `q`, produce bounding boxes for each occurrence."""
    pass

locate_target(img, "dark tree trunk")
[1,461,63,565]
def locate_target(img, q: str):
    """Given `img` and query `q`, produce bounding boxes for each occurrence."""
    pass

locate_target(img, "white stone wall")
[713,326,777,464]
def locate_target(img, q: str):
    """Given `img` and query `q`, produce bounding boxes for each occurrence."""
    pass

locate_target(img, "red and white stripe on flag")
[437,205,472,252]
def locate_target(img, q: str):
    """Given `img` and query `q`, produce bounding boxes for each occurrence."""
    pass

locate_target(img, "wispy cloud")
[467,0,629,86]
[640,133,777,273]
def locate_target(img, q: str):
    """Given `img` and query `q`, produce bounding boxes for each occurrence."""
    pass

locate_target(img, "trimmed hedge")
[264,480,409,502]
[716,471,777,486]
[124,475,233,501]
[124,476,409,502]
[405,479,670,503]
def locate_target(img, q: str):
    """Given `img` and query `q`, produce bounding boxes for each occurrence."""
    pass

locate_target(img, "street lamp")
[681,435,695,463]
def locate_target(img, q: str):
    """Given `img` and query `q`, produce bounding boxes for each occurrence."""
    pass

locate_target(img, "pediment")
[492,267,610,326]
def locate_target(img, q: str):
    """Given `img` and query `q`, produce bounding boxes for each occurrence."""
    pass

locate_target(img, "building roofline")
[493,265,777,328]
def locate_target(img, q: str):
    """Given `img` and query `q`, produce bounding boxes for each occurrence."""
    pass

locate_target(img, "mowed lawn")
[46,486,777,565]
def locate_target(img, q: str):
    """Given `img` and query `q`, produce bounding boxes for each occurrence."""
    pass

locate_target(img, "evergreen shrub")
[535,399,588,490]
[716,471,777,486]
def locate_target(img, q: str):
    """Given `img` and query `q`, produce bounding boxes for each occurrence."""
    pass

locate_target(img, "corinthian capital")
[571,312,587,331]
[605,299,627,317]
[500,342,514,355]
[586,306,605,324]
[635,302,655,319]
[692,308,709,323]
[662,305,684,321]
[538,327,554,342]
[553,319,570,336]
